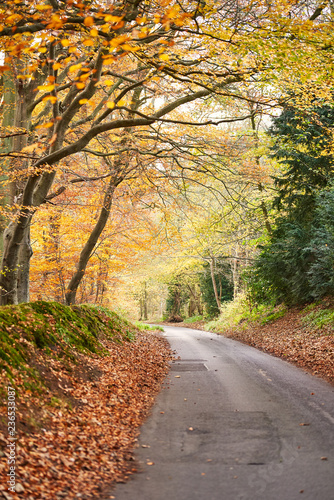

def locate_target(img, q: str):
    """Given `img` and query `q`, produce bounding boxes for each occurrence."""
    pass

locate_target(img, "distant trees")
[164,261,233,321]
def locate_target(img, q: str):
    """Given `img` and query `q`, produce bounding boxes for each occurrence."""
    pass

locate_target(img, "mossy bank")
[0,301,137,396]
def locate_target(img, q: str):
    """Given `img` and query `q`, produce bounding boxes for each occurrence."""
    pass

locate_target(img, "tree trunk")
[139,296,144,321]
[65,178,120,305]
[173,283,182,316]
[209,254,221,312]
[0,59,38,304]
[143,281,148,320]
[231,243,240,299]
[0,212,32,305]
[0,65,16,255]
[250,110,272,235]
[187,284,203,316]
[17,227,33,303]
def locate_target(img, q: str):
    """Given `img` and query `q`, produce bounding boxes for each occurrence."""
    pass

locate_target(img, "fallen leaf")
[15,483,25,493]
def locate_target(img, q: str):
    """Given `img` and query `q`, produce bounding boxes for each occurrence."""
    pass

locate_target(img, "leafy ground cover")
[207,297,334,384]
[0,303,172,500]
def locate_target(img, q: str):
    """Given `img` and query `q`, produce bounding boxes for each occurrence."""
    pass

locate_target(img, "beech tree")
[0,0,333,304]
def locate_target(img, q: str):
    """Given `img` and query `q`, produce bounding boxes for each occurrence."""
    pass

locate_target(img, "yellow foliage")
[37,84,55,92]
[84,16,95,27]
[69,63,82,73]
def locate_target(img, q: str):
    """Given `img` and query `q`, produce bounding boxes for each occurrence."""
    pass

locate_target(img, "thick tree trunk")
[0,65,16,256]
[0,213,32,305]
[0,223,19,304]
[0,59,38,304]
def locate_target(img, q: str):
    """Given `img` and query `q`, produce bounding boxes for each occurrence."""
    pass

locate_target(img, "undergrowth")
[206,293,334,334]
[302,309,334,330]
[205,294,287,333]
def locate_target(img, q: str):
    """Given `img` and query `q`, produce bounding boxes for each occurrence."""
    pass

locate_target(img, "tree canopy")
[0,0,334,311]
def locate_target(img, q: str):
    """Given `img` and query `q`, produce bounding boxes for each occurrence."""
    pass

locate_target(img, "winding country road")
[110,326,334,500]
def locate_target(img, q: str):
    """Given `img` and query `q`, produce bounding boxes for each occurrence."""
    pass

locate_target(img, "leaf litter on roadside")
[0,331,173,499]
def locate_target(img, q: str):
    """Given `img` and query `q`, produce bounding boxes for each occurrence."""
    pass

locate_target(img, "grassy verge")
[134,321,164,332]
[183,315,204,324]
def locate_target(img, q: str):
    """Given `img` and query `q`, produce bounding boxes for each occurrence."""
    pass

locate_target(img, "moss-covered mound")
[0,301,137,376]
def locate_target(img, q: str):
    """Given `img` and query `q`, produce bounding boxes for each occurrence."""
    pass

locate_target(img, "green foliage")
[245,186,334,306]
[164,266,203,320]
[259,307,287,325]
[199,261,233,318]
[206,294,248,332]
[242,266,275,307]
[165,277,188,318]
[244,100,334,307]
[134,321,164,332]
[307,188,334,297]
[246,218,314,305]
[183,315,203,324]
[301,309,334,330]
[205,294,287,333]
[269,100,334,212]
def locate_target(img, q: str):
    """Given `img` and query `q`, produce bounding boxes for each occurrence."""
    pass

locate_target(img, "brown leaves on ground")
[0,332,173,500]
[224,308,334,384]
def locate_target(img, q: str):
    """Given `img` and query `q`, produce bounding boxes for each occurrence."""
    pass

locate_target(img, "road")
[109,326,334,500]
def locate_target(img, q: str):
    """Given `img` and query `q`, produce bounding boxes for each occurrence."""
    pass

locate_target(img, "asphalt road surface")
[109,326,334,500]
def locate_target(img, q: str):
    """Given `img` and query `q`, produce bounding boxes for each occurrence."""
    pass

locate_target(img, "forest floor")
[0,321,173,500]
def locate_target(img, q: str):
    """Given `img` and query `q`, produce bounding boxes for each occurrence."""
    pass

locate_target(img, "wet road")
[109,326,334,500]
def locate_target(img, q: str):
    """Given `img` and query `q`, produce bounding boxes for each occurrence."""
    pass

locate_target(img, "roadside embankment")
[206,297,334,385]
[0,302,172,499]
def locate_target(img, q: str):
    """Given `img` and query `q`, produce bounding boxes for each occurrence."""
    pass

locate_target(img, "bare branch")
[0,131,28,139]
[45,172,113,201]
